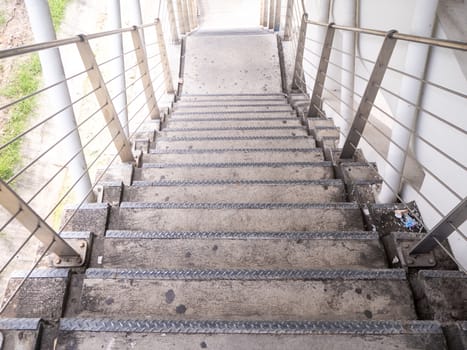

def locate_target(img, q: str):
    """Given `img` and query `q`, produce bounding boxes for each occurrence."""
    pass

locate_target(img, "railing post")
[269,0,275,30]
[76,36,134,163]
[131,27,161,120]
[175,0,187,35]
[409,197,467,255]
[166,0,180,44]
[274,0,282,32]
[182,0,191,33]
[186,0,194,31]
[340,31,398,160]
[283,0,294,40]
[291,13,308,91]
[0,179,82,260]
[262,0,269,27]
[155,19,175,94]
[190,0,198,28]
[307,23,335,118]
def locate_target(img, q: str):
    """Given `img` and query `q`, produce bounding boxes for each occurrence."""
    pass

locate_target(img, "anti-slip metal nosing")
[155,136,312,141]
[85,268,407,281]
[177,98,288,104]
[0,318,42,330]
[119,202,360,210]
[10,269,71,279]
[173,109,294,115]
[142,161,333,169]
[418,270,467,279]
[59,319,443,335]
[180,93,287,97]
[174,104,292,109]
[60,231,92,240]
[105,230,378,241]
[168,117,298,122]
[131,179,343,187]
[149,148,321,154]
[163,126,304,131]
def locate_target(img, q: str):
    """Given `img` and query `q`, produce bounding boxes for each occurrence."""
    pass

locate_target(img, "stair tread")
[78,268,416,320]
[166,120,302,129]
[158,128,308,137]
[101,231,386,269]
[121,181,345,203]
[108,202,364,232]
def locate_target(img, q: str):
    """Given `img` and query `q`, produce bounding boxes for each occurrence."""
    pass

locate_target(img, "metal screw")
[403,243,410,249]
[428,258,435,264]
[80,242,86,248]
[407,258,415,265]
[76,257,82,264]
[55,258,62,265]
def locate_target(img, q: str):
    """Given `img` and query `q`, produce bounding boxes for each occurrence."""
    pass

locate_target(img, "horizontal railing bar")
[306,20,467,51]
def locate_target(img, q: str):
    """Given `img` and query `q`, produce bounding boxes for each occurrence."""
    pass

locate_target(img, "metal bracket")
[401,242,436,268]
[53,240,87,268]
[94,185,104,203]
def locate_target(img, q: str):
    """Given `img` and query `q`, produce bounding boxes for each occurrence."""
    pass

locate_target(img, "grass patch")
[0,0,70,181]
[0,10,6,26]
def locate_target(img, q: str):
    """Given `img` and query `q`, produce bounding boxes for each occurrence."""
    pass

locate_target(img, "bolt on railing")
[288,8,467,270]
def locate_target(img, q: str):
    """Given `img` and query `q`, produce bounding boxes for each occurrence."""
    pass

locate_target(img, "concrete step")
[108,202,364,232]
[170,111,296,119]
[137,162,334,182]
[154,136,317,151]
[123,180,345,203]
[175,99,289,107]
[158,127,308,137]
[173,105,293,113]
[166,119,301,129]
[78,268,416,320]
[57,319,447,350]
[143,149,324,164]
[102,230,386,270]
[179,93,287,102]
[0,318,43,350]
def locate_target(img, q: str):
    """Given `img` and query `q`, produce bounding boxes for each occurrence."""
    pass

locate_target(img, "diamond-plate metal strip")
[105,230,378,241]
[119,202,360,210]
[0,318,42,330]
[156,136,310,141]
[174,104,291,109]
[142,161,332,169]
[60,231,92,240]
[149,148,320,155]
[59,319,442,334]
[172,110,293,116]
[164,126,304,131]
[169,117,297,122]
[419,270,467,279]
[85,268,406,281]
[10,269,70,279]
[131,179,343,187]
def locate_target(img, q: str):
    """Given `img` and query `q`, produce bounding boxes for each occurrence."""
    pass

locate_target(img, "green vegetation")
[0,10,6,26]
[0,0,70,180]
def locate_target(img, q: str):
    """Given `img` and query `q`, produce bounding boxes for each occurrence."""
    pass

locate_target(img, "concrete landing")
[183,34,282,94]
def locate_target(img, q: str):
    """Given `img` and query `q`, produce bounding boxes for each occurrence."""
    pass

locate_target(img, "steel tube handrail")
[306,20,467,51]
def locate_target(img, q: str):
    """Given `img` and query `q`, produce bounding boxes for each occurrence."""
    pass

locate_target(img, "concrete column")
[108,0,129,136]
[128,0,145,44]
[24,0,94,202]
[379,0,439,203]
[336,0,356,142]
[308,0,331,81]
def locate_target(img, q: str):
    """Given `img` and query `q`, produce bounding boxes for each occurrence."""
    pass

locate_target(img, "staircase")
[47,93,448,349]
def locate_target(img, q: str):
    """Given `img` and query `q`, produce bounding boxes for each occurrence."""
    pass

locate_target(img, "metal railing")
[0,0,201,310]
[286,3,467,271]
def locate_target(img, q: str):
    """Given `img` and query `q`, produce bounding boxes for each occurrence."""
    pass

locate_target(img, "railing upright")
[175,0,187,35]
[76,36,134,162]
[166,0,180,44]
[155,19,175,94]
[131,27,161,121]
[340,30,398,159]
[274,0,282,32]
[269,0,275,30]
[307,23,335,118]
[261,0,269,27]
[283,0,294,40]
[291,13,308,91]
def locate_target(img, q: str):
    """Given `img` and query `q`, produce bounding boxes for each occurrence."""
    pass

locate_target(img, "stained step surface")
[166,118,301,129]
[137,162,334,181]
[157,127,308,137]
[108,202,364,232]
[102,231,386,269]
[78,269,416,320]
[123,180,345,203]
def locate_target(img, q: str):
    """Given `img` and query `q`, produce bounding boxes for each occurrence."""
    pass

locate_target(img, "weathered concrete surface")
[138,163,334,181]
[0,329,41,350]
[183,34,282,94]
[173,105,293,113]
[170,111,295,119]
[158,128,308,137]
[80,277,416,320]
[56,330,448,350]
[143,149,324,163]
[122,182,345,203]
[108,205,364,232]
[166,119,301,129]
[154,137,317,151]
[102,236,386,269]
[179,94,286,102]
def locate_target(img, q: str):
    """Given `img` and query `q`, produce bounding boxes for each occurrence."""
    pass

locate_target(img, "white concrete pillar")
[308,0,331,87]
[24,0,94,202]
[378,0,439,203]
[108,0,129,136]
